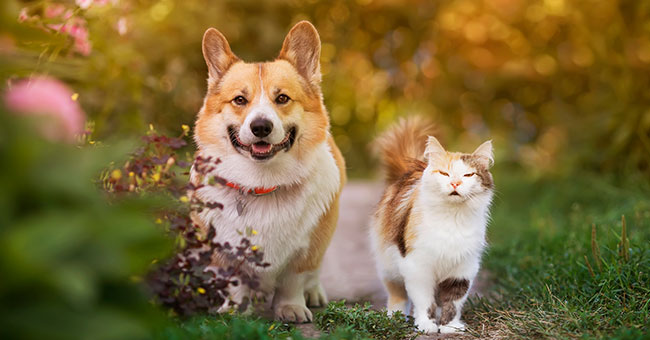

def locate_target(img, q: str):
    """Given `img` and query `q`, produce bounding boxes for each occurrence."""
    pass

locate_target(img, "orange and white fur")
[370,117,494,334]
[190,21,346,322]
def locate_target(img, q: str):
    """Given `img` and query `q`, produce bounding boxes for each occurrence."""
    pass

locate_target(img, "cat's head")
[421,136,494,203]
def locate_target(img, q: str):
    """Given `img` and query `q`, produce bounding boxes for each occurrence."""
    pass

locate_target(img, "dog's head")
[195,21,329,170]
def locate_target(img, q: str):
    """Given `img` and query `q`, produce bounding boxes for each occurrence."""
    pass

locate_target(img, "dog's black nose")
[250,118,273,138]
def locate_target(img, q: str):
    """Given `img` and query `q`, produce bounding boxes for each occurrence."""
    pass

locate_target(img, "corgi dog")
[190,21,346,322]
[370,117,494,334]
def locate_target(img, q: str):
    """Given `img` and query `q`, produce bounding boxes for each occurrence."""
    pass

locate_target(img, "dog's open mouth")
[228,126,297,161]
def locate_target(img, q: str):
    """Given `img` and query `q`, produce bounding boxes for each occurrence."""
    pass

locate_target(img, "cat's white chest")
[409,207,487,278]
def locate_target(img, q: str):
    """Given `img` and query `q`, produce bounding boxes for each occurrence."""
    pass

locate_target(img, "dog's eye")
[437,170,449,176]
[232,96,248,106]
[464,173,476,177]
[275,94,290,105]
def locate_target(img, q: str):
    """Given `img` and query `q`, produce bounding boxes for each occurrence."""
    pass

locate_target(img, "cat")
[369,116,494,334]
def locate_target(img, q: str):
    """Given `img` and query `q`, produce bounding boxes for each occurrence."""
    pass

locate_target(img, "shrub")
[0,108,171,339]
[102,126,270,316]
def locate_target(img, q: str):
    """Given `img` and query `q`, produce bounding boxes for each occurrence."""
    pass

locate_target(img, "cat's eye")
[232,96,248,106]
[436,170,449,176]
[275,94,291,104]
[464,173,476,177]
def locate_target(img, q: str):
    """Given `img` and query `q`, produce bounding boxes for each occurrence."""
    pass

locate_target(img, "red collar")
[223,181,278,196]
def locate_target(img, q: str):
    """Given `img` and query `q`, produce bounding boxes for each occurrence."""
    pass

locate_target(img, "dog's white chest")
[193,142,340,273]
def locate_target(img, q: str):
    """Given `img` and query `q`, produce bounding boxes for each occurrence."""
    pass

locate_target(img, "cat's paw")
[274,303,313,323]
[415,317,438,334]
[304,284,327,307]
[439,320,466,334]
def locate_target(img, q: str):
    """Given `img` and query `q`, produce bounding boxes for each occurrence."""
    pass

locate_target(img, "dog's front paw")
[304,284,327,307]
[274,303,313,323]
[415,317,438,334]
[439,320,466,334]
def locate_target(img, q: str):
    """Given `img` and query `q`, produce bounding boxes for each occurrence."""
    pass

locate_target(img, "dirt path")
[296,181,489,339]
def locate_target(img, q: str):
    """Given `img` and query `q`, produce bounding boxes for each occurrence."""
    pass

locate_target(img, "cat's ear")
[202,28,239,83]
[278,21,321,85]
[472,140,494,168]
[425,136,446,161]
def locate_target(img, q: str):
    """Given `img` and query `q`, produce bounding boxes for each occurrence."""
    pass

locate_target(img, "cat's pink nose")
[451,181,462,188]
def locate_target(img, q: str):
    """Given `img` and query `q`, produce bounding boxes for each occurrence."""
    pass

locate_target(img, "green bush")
[0,109,172,340]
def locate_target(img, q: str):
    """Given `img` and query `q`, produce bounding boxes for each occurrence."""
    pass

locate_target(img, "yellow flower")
[197,287,206,294]
[71,93,79,101]
[179,195,189,203]
[111,169,122,180]
[129,172,135,177]
[149,124,154,131]
[152,173,161,182]
[155,218,162,224]
[268,324,275,331]
[251,245,259,251]
[182,124,190,133]
[252,229,258,235]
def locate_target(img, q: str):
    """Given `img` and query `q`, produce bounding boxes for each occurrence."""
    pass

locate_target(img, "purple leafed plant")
[103,127,269,316]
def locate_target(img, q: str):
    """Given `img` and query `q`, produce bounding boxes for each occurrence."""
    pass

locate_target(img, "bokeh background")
[2,0,649,177]
[2,1,649,339]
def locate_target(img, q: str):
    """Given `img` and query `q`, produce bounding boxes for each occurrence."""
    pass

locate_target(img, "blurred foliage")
[157,314,374,340]
[0,108,172,339]
[2,0,650,177]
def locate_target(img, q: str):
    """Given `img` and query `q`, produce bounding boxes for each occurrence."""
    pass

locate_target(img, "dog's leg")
[303,269,327,307]
[273,194,340,322]
[217,283,252,314]
[293,195,340,305]
[272,270,312,322]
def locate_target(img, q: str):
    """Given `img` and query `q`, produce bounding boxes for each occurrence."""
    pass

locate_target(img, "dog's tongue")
[252,142,272,153]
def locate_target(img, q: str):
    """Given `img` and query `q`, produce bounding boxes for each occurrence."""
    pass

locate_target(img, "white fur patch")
[238,65,287,145]
[193,141,340,290]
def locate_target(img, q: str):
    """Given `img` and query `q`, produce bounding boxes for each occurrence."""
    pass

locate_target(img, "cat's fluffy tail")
[374,116,435,184]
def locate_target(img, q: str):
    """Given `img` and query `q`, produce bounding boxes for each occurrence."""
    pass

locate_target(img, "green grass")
[464,171,650,339]
[156,313,375,340]
[314,301,418,340]
[156,171,648,340]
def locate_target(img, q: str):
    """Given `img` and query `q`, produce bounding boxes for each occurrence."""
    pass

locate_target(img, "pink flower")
[45,4,66,18]
[18,8,29,22]
[63,9,74,20]
[68,21,88,40]
[47,23,66,33]
[47,18,92,56]
[116,17,128,36]
[76,0,93,9]
[74,38,92,56]
[4,77,85,142]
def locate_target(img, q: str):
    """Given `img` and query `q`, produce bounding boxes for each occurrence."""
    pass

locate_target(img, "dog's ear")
[202,28,239,82]
[278,21,321,85]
